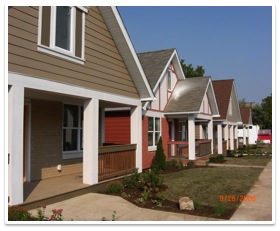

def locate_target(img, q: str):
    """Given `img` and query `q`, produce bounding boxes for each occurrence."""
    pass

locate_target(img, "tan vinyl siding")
[8,6,139,98]
[31,100,82,180]
[41,6,50,46]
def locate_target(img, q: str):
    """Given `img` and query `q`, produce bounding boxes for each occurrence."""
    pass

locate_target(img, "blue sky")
[118,6,272,104]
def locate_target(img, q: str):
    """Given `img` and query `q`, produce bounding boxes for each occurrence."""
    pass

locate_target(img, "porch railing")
[195,139,212,157]
[167,141,189,158]
[167,139,212,159]
[98,144,136,181]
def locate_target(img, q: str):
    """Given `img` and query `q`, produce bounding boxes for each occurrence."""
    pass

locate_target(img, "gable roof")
[164,77,219,115]
[240,106,252,124]
[137,48,185,90]
[98,6,154,101]
[212,79,234,120]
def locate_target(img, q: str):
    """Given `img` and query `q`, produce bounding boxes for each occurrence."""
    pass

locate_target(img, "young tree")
[151,137,166,171]
[180,59,205,78]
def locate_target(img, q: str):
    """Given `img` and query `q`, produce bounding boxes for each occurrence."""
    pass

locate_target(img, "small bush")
[141,169,163,191]
[213,202,226,216]
[8,206,34,221]
[151,137,167,171]
[166,160,178,169]
[226,150,234,157]
[209,155,224,163]
[193,200,203,210]
[176,159,184,169]
[187,160,195,168]
[123,168,141,189]
[106,181,124,193]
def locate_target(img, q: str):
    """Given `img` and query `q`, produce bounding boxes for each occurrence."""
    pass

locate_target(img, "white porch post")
[243,126,246,145]
[229,125,234,150]
[8,85,24,205]
[234,126,238,149]
[83,98,99,185]
[207,119,213,153]
[188,116,196,160]
[217,124,223,154]
[170,119,175,156]
[131,105,142,172]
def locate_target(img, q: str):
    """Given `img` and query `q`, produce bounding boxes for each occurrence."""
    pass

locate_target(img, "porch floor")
[24,173,87,203]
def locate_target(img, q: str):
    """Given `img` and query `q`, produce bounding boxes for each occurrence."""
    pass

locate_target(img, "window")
[148,117,161,147]
[38,6,88,64]
[167,69,172,91]
[178,121,188,141]
[63,104,83,158]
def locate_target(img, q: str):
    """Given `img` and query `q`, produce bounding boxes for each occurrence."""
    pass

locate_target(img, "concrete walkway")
[28,161,272,223]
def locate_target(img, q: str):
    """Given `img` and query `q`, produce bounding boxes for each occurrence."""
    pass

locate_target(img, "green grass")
[158,167,263,210]
[224,155,272,166]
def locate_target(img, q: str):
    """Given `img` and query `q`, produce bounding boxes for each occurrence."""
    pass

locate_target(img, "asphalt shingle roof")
[212,79,234,120]
[164,77,210,113]
[240,106,251,124]
[137,49,176,89]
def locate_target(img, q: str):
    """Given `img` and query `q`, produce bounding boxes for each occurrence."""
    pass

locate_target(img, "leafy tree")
[252,94,272,129]
[180,59,205,78]
[151,137,166,171]
[239,98,247,107]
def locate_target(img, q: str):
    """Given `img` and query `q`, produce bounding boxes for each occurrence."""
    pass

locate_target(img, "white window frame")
[63,104,83,159]
[37,6,86,65]
[148,117,161,151]
[178,120,188,141]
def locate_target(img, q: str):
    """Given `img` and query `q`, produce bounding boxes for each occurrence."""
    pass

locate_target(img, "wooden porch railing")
[222,140,227,154]
[167,139,212,159]
[98,144,136,181]
[196,139,212,157]
[167,141,189,158]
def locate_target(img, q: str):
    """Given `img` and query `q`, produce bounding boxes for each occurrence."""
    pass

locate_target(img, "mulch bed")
[99,167,236,220]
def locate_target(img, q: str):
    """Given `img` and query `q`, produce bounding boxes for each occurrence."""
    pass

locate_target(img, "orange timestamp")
[219,195,256,202]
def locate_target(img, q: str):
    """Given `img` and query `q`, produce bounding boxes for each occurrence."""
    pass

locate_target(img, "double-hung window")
[38,6,88,64]
[63,104,83,159]
[148,117,161,148]
[178,121,188,141]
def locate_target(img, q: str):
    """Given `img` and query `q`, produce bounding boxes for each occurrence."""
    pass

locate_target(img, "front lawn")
[223,155,272,166]
[158,166,263,212]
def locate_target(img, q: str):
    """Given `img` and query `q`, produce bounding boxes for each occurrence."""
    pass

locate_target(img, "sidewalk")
[28,161,272,222]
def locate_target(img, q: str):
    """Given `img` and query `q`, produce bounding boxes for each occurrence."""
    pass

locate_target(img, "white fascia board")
[108,7,154,101]
[164,111,199,115]
[207,79,220,116]
[232,80,243,123]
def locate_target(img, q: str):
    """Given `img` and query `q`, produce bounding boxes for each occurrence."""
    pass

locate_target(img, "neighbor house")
[212,79,242,154]
[8,6,154,205]
[238,106,257,145]
[105,48,220,168]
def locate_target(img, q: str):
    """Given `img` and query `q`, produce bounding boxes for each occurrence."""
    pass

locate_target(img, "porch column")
[217,124,223,154]
[131,105,142,172]
[8,85,24,205]
[234,126,238,149]
[171,119,175,156]
[229,125,234,150]
[83,98,99,185]
[207,119,213,153]
[243,126,246,145]
[188,116,196,160]
[224,125,229,150]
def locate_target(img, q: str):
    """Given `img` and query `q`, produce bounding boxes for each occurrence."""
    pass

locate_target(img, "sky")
[118,6,272,104]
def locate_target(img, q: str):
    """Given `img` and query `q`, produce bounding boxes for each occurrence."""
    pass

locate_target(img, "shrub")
[213,202,226,216]
[141,169,163,191]
[209,154,224,163]
[151,137,167,171]
[187,160,195,168]
[226,150,233,157]
[123,168,141,189]
[106,181,124,193]
[8,206,34,221]
[166,160,178,170]
[176,159,184,169]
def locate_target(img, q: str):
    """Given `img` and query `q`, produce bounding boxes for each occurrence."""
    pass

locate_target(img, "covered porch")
[8,74,143,205]
[166,114,214,160]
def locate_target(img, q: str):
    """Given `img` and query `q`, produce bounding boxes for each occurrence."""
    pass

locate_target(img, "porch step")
[196,159,208,166]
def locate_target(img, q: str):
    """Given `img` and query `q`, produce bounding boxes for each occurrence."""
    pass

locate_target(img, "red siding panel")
[105,111,130,144]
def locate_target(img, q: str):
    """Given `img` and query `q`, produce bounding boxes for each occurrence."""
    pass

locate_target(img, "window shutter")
[75,8,83,58]
[41,6,51,47]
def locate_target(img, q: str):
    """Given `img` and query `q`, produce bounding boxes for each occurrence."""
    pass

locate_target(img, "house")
[238,106,258,145]
[8,6,154,205]
[212,79,242,154]
[105,48,220,168]
[258,129,272,144]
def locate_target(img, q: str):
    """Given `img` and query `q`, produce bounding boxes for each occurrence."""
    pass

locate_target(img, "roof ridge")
[137,48,176,55]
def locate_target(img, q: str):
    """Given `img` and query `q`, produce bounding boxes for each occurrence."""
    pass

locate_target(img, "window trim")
[38,6,86,65]
[148,117,161,151]
[167,69,172,91]
[62,104,83,159]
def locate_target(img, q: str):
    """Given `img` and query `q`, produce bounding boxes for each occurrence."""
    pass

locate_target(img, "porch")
[24,144,136,203]
[167,139,212,159]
